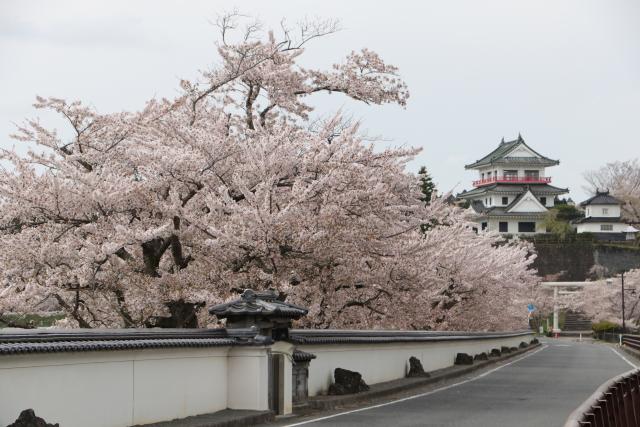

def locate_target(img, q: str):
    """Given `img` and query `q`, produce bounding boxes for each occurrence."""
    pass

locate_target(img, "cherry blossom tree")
[568,270,640,326]
[0,15,537,330]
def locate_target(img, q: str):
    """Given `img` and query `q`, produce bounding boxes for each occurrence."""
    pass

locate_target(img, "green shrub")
[592,320,622,333]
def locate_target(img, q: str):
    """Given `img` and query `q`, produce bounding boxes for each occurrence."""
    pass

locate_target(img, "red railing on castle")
[472,176,552,187]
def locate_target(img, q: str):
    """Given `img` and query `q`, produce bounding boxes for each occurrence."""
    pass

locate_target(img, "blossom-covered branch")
[0,16,535,330]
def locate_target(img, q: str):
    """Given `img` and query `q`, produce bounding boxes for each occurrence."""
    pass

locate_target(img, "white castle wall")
[0,331,533,425]
[585,205,621,218]
[0,346,270,427]
[298,333,533,396]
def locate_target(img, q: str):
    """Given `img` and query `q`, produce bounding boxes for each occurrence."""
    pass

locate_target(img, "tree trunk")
[145,299,204,328]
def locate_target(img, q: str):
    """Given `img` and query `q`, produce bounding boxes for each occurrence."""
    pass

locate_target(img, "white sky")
[1,0,639,201]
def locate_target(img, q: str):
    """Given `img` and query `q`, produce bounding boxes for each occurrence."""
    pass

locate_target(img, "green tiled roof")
[465,135,559,169]
[470,203,548,219]
[573,216,623,224]
[457,184,569,199]
[579,190,623,207]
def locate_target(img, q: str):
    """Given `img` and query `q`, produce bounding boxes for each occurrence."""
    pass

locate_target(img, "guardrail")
[564,369,640,427]
[594,333,640,347]
[623,334,640,351]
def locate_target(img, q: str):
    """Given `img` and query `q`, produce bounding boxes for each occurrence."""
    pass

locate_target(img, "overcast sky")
[1,0,639,201]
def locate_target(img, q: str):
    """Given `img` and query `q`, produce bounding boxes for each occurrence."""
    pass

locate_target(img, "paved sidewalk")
[133,409,274,427]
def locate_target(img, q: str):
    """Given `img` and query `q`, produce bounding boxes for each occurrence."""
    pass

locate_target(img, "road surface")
[281,340,635,427]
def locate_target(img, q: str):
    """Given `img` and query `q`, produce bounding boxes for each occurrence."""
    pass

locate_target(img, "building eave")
[573,216,625,224]
[457,184,569,199]
[473,211,548,220]
[465,158,560,170]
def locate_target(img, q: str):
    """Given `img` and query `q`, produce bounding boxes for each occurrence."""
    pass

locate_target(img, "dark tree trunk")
[145,299,205,328]
[142,237,170,277]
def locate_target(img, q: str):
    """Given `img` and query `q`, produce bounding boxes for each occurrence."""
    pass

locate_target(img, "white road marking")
[609,346,638,368]
[554,344,571,347]
[284,345,549,427]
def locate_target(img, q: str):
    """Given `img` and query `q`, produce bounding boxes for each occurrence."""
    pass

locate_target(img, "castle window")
[602,208,609,215]
[518,222,536,232]
[504,170,518,179]
[481,222,488,230]
[600,224,613,231]
[540,197,547,206]
[524,170,539,180]
[502,197,508,205]
[499,222,508,232]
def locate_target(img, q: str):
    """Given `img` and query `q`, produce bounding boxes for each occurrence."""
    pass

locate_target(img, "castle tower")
[457,135,568,235]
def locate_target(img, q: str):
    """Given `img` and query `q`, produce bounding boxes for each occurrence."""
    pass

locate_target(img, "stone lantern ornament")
[209,289,308,341]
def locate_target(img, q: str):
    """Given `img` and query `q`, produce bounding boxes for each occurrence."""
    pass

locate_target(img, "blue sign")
[527,303,536,313]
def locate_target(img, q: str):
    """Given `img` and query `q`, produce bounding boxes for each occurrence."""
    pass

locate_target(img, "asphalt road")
[281,340,635,427]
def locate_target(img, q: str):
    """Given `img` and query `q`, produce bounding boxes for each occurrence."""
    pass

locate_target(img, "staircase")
[560,311,592,337]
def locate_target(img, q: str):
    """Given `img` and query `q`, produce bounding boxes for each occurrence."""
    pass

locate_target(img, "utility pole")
[622,272,626,332]
[553,286,559,334]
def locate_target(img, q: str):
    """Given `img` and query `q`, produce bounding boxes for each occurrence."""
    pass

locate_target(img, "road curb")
[299,341,541,411]
[618,343,640,362]
[132,409,275,427]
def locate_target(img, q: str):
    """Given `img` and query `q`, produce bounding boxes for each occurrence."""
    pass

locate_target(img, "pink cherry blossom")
[0,15,537,330]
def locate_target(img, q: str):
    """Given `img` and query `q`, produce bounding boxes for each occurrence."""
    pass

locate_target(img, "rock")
[531,338,539,345]
[455,353,473,365]
[510,346,518,352]
[490,348,501,357]
[474,352,488,361]
[7,409,59,427]
[328,368,369,395]
[501,346,511,354]
[407,356,430,377]
[519,341,528,349]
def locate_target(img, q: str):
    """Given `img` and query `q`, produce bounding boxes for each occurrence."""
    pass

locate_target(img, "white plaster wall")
[577,222,628,233]
[299,334,533,396]
[481,193,553,209]
[509,192,547,213]
[477,167,498,179]
[0,347,232,427]
[486,219,544,234]
[511,198,541,212]
[508,146,536,158]
[227,347,270,411]
[585,204,620,218]
[476,162,549,181]
[132,349,229,425]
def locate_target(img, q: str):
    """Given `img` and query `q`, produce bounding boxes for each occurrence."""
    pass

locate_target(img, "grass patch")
[0,313,65,329]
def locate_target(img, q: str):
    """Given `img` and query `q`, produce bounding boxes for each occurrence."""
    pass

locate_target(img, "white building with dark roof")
[457,135,568,235]
[574,190,638,240]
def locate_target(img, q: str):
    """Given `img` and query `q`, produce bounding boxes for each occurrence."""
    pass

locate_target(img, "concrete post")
[270,341,295,415]
[553,286,560,334]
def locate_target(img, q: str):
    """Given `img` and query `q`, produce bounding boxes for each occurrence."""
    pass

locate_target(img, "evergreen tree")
[418,166,436,204]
